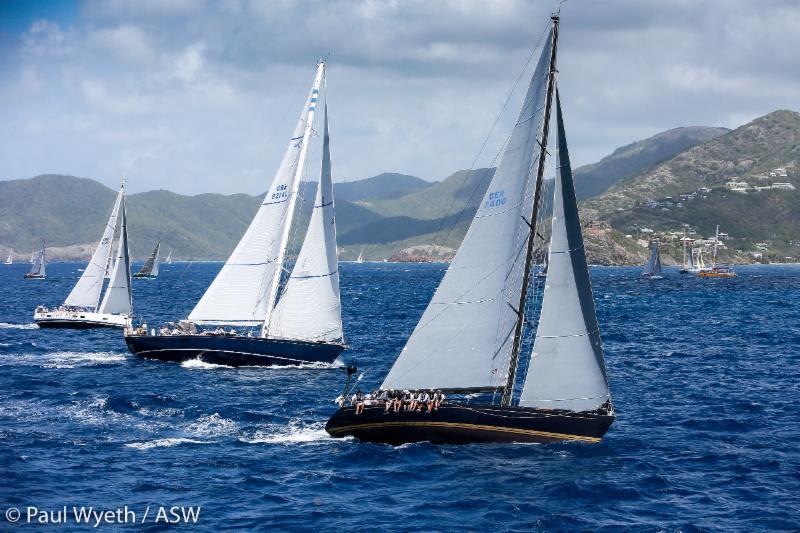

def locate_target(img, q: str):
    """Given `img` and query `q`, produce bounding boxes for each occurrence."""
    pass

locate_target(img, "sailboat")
[125,61,346,367]
[326,13,614,445]
[165,250,173,264]
[4,250,12,265]
[356,247,364,264]
[133,241,161,279]
[24,243,47,279]
[679,230,692,273]
[697,225,736,278]
[34,182,133,328]
[641,239,663,278]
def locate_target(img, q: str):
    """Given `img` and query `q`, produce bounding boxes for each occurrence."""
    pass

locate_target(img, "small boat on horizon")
[24,243,47,279]
[125,60,346,367]
[641,239,663,278]
[165,250,173,264]
[679,230,692,273]
[133,241,161,279]
[697,225,736,278]
[34,181,133,328]
[356,247,364,264]
[326,12,614,445]
[4,250,12,265]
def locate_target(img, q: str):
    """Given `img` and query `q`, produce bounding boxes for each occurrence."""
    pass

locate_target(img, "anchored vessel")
[641,239,663,278]
[133,241,161,278]
[125,61,346,367]
[34,182,133,328]
[24,243,47,279]
[327,13,614,445]
[697,225,736,278]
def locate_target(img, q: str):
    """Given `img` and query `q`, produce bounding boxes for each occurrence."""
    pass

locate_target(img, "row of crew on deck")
[341,389,447,415]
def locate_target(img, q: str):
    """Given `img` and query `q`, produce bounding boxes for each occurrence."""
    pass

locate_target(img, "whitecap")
[124,438,211,450]
[42,351,126,368]
[186,413,238,438]
[0,322,38,330]
[180,358,232,370]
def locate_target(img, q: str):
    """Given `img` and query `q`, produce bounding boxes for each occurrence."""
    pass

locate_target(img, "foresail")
[381,34,553,392]
[65,188,122,309]
[99,198,132,315]
[188,66,324,326]
[519,90,610,412]
[267,102,343,342]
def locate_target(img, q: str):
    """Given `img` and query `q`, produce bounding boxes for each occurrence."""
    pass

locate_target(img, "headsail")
[64,186,123,309]
[518,90,611,412]
[381,33,554,392]
[98,198,132,315]
[266,102,343,342]
[188,63,325,326]
[643,240,662,276]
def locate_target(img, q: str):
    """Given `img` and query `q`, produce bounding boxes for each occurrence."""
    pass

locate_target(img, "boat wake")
[181,358,233,370]
[125,438,212,450]
[0,322,38,330]
[240,420,343,445]
[43,351,127,368]
[186,413,238,438]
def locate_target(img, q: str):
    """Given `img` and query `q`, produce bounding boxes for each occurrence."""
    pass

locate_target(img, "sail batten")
[518,89,610,412]
[381,33,554,392]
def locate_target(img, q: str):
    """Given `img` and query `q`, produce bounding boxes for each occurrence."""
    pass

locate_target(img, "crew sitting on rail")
[352,389,365,415]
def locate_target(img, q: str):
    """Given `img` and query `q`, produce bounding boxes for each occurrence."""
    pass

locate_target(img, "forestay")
[99,199,132,315]
[267,102,343,342]
[188,65,325,326]
[519,91,611,412]
[381,34,553,392]
[64,187,122,310]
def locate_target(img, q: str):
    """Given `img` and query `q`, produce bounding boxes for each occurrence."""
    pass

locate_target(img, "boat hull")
[34,309,129,329]
[124,333,345,367]
[24,274,46,279]
[325,404,614,445]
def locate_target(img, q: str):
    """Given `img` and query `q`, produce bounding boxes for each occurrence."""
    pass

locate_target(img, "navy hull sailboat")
[133,241,160,279]
[125,61,346,366]
[327,13,614,445]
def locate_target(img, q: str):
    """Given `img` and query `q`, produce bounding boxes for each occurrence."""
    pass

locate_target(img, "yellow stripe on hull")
[328,420,601,443]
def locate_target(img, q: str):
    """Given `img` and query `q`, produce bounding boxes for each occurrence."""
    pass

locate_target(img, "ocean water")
[1,262,798,531]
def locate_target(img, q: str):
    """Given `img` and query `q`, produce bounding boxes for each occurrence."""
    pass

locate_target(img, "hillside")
[572,126,729,200]
[585,110,800,261]
[335,172,432,202]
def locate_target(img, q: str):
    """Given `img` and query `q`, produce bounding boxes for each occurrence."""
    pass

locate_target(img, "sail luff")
[98,197,132,315]
[64,186,123,310]
[518,88,611,412]
[261,61,326,337]
[502,14,559,407]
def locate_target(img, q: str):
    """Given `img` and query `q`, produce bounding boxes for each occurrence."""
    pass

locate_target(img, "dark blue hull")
[124,334,345,367]
[326,404,614,445]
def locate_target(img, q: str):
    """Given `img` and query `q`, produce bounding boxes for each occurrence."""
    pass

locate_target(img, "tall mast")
[262,60,326,337]
[712,224,719,268]
[502,13,560,407]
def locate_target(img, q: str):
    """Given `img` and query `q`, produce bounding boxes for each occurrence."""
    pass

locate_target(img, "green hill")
[335,172,433,202]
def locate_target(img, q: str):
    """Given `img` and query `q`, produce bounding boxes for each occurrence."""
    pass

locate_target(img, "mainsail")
[188,62,327,328]
[266,102,343,342]
[643,240,662,276]
[99,198,132,315]
[381,34,554,392]
[518,91,611,411]
[137,241,161,277]
[29,244,46,277]
[64,187,123,309]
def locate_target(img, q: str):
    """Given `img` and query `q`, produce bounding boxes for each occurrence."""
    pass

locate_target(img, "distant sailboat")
[697,225,736,278]
[134,241,161,279]
[4,250,12,265]
[29,252,35,264]
[641,239,663,278]
[679,230,692,273]
[24,243,47,279]
[125,60,346,367]
[327,12,614,445]
[165,250,173,264]
[34,181,133,328]
[356,247,364,264]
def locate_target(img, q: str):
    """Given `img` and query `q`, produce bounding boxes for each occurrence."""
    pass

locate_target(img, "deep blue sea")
[1,262,798,531]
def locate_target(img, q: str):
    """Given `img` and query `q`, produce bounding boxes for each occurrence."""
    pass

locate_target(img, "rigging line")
[427,21,552,251]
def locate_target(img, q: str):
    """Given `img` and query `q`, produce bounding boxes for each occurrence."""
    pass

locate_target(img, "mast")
[682,229,687,269]
[262,60,326,337]
[712,225,719,268]
[502,13,559,407]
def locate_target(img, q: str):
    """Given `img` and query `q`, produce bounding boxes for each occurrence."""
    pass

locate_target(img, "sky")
[0,0,798,195]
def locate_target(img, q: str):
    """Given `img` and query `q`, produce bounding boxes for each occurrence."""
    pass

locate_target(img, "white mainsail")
[381,34,554,392]
[64,186,123,309]
[188,62,326,327]
[642,240,662,276]
[98,198,132,315]
[267,102,343,342]
[4,251,11,265]
[519,90,610,412]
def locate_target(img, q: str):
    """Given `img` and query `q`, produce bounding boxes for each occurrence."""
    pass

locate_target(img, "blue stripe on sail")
[312,89,319,95]
[310,97,318,103]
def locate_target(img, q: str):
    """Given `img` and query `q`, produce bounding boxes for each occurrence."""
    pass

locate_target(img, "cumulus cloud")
[0,0,798,194]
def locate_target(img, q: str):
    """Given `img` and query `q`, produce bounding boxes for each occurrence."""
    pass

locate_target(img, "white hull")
[34,308,130,329]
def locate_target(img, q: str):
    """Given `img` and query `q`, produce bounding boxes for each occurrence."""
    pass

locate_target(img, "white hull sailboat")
[25,243,47,279]
[327,12,614,445]
[34,182,133,329]
[125,61,346,367]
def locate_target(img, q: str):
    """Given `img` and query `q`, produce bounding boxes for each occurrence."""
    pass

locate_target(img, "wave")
[186,413,238,438]
[0,322,38,329]
[124,438,212,450]
[181,358,232,370]
[43,351,127,368]
[240,421,341,445]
